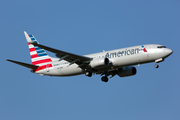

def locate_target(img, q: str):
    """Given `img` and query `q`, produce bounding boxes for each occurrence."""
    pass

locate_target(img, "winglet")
[24,31,34,43]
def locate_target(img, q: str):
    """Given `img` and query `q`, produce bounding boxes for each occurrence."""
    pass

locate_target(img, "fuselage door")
[146,47,151,59]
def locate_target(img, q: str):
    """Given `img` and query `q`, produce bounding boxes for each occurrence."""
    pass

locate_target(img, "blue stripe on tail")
[29,34,48,57]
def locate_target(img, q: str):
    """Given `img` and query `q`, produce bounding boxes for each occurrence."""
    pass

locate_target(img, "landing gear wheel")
[101,76,108,82]
[85,71,92,77]
[155,64,159,68]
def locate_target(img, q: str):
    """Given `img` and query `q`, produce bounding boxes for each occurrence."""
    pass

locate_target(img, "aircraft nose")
[165,48,173,56]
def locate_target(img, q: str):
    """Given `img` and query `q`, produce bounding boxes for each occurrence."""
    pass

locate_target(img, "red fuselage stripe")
[32,64,53,72]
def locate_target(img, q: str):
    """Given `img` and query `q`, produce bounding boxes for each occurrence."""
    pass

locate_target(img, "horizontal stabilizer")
[6,59,39,69]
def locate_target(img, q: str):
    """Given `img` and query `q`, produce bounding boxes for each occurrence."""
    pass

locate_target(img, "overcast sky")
[1,0,180,120]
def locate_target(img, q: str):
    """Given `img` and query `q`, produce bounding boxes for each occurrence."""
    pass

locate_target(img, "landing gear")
[101,71,109,82]
[85,71,92,77]
[154,58,164,68]
[154,64,159,68]
[101,76,108,82]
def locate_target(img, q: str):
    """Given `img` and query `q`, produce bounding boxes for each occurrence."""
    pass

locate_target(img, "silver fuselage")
[35,44,173,76]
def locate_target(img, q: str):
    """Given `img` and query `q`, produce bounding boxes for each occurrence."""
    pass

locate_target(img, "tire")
[85,71,92,77]
[101,76,108,82]
[155,64,159,68]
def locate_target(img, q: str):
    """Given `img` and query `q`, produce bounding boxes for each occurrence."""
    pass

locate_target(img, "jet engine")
[90,57,109,69]
[117,67,137,77]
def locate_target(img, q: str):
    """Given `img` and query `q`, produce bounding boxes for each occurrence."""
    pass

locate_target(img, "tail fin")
[24,31,53,66]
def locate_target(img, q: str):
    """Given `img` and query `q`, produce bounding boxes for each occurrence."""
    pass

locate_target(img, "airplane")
[6,31,173,82]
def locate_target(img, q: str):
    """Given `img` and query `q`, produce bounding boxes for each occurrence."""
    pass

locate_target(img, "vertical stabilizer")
[24,31,53,72]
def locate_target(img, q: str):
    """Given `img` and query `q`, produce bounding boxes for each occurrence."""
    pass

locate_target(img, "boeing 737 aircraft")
[6,31,173,82]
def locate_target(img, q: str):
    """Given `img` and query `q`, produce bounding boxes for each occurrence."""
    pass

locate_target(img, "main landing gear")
[85,71,92,77]
[85,66,109,82]
[101,72,109,82]
[85,71,109,82]
[101,76,108,82]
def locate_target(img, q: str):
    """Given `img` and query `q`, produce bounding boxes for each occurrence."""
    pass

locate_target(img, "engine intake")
[90,57,109,68]
[117,67,137,77]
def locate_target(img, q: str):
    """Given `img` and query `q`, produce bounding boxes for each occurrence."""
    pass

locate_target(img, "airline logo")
[105,48,140,58]
[28,34,52,72]
[105,45,148,59]
[141,45,148,52]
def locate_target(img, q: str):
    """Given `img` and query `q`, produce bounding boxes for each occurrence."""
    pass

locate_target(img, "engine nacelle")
[90,58,109,68]
[117,67,137,77]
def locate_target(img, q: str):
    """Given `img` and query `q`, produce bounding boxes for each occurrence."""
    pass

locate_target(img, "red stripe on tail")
[31,54,39,59]
[29,48,36,52]
[32,58,52,65]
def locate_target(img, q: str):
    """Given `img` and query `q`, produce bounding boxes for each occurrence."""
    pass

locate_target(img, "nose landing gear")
[154,64,159,68]
[154,58,164,68]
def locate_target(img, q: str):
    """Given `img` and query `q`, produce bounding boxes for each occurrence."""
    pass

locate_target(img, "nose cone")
[165,48,173,57]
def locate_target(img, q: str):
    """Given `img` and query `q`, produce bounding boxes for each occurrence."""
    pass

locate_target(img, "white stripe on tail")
[24,31,53,72]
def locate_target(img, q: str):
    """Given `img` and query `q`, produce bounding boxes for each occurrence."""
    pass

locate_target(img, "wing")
[6,59,39,69]
[27,42,92,67]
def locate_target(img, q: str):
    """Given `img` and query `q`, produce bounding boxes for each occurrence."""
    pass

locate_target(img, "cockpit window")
[157,46,166,48]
